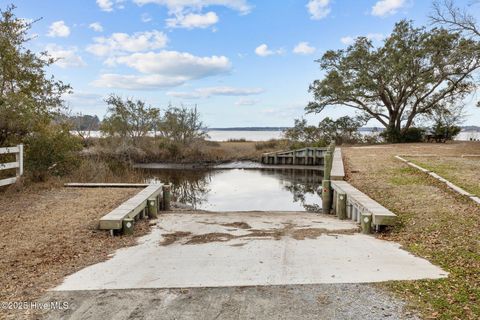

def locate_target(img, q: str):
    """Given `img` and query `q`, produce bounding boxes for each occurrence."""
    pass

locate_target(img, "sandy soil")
[0,185,150,319]
[343,141,480,319]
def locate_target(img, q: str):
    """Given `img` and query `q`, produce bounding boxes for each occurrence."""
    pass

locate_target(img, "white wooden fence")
[0,144,24,187]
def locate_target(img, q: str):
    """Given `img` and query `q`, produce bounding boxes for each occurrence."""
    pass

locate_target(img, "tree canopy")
[101,95,161,144]
[0,5,70,145]
[306,20,480,142]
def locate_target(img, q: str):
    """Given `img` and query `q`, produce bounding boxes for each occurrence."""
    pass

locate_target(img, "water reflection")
[143,168,323,212]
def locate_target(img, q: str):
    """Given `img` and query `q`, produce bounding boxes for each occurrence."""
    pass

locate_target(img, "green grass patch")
[389,167,425,186]
[407,158,480,197]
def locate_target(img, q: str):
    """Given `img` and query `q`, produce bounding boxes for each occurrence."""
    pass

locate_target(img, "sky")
[3,0,480,127]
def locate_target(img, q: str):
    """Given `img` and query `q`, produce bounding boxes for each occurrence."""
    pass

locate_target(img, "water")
[76,130,480,141]
[206,130,284,141]
[143,168,323,212]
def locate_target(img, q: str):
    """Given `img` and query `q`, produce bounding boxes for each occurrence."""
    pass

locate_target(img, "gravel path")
[39,284,418,320]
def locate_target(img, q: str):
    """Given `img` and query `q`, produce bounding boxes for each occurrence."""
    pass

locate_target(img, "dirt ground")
[343,141,480,319]
[0,185,150,319]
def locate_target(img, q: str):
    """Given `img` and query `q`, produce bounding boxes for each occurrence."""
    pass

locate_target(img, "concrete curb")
[331,148,345,181]
[395,155,480,205]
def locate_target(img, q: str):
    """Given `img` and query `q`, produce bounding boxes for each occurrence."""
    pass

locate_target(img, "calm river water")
[143,168,323,212]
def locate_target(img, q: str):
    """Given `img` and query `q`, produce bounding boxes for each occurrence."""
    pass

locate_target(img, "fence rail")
[0,144,23,187]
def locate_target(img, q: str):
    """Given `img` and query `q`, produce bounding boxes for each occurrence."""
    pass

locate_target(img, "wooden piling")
[122,218,134,235]
[324,152,332,180]
[148,198,158,219]
[361,213,372,234]
[322,180,332,214]
[336,191,347,220]
[162,184,171,211]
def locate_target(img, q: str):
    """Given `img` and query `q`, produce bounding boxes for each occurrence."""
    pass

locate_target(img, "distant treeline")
[62,115,101,131]
[67,118,480,133]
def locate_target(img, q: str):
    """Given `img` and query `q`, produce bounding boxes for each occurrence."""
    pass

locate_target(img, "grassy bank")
[405,156,480,197]
[343,142,480,319]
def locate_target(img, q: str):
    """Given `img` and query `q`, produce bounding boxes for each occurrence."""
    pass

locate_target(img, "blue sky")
[4,0,480,127]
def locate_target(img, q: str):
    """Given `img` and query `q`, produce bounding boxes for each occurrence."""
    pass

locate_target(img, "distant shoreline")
[207,126,480,132]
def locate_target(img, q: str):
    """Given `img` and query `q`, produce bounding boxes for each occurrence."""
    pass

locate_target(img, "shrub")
[227,138,247,142]
[402,127,426,142]
[24,124,82,181]
[431,124,461,142]
[381,127,425,143]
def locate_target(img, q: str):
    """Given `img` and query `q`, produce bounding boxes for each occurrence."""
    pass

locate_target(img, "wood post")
[122,218,134,235]
[148,197,158,219]
[332,190,337,212]
[336,191,347,220]
[322,180,332,214]
[162,184,171,211]
[16,144,23,177]
[361,213,372,234]
[324,152,332,180]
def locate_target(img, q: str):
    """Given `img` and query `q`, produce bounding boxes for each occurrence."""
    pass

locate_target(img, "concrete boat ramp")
[44,211,446,319]
[55,211,446,291]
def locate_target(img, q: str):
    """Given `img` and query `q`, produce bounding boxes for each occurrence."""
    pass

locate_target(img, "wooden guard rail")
[0,144,23,187]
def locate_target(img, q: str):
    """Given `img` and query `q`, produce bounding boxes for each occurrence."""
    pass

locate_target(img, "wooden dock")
[64,183,150,188]
[261,147,327,166]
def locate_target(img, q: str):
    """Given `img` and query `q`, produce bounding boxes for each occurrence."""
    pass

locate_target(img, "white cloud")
[93,50,231,90]
[89,22,104,32]
[86,30,168,56]
[134,0,250,29]
[340,33,385,45]
[307,0,331,20]
[92,74,187,90]
[113,51,230,76]
[371,0,406,17]
[293,42,316,55]
[47,21,70,38]
[46,44,86,68]
[97,0,113,11]
[235,98,259,106]
[96,0,125,12]
[133,0,251,14]
[166,11,219,29]
[141,13,153,22]
[255,44,283,57]
[167,86,264,99]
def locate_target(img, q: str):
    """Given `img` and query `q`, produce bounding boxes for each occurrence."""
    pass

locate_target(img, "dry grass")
[343,141,480,320]
[87,138,285,165]
[0,184,150,319]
